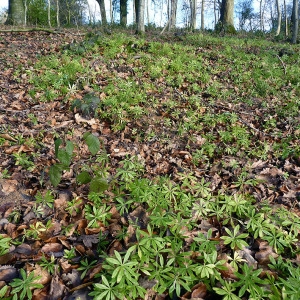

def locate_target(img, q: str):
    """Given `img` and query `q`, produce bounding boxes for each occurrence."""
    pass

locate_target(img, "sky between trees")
[0,0,259,29]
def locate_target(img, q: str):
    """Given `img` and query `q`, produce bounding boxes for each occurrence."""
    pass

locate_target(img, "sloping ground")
[0,28,300,299]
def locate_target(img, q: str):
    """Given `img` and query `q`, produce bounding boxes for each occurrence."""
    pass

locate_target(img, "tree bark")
[120,0,127,26]
[275,0,281,36]
[201,0,205,30]
[284,0,288,37]
[219,0,235,30]
[56,0,60,27]
[291,0,298,43]
[190,0,197,30]
[259,0,264,31]
[47,0,51,28]
[96,0,107,25]
[135,0,145,34]
[169,0,178,30]
[6,0,26,25]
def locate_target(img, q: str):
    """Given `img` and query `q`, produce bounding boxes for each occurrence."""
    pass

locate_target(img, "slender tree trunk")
[135,0,145,34]
[47,0,51,27]
[169,0,177,30]
[96,0,107,25]
[6,0,26,25]
[291,0,298,43]
[259,0,265,31]
[214,0,217,27]
[275,0,281,35]
[284,0,288,37]
[56,0,60,27]
[146,0,150,25]
[219,0,235,29]
[201,0,205,30]
[190,0,197,30]
[24,0,27,26]
[133,0,136,24]
[110,0,113,23]
[120,0,127,26]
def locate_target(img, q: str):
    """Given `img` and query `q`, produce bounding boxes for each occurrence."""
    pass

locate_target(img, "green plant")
[13,152,35,171]
[9,269,44,300]
[0,234,11,255]
[194,250,226,282]
[262,226,288,254]
[49,138,74,187]
[35,190,54,208]
[78,258,97,279]
[49,132,102,187]
[0,169,10,179]
[101,247,146,298]
[63,247,76,260]
[221,225,249,250]
[233,264,268,298]
[27,113,38,125]
[39,254,56,274]
[85,204,112,227]
[0,285,9,298]
[89,275,121,300]
[24,221,46,240]
[214,279,241,300]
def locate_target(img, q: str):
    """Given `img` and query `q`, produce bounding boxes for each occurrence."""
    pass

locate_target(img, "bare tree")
[169,0,178,29]
[47,0,51,27]
[275,0,281,35]
[56,0,60,27]
[190,0,197,29]
[284,0,288,37]
[96,0,107,25]
[291,0,298,43]
[135,0,145,34]
[120,0,127,26]
[201,0,205,30]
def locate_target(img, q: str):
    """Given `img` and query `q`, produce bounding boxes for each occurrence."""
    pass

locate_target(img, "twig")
[276,55,287,75]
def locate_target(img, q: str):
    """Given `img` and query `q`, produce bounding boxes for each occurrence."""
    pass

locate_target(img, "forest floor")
[0,27,300,300]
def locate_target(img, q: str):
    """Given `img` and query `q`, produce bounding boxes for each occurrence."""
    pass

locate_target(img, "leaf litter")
[0,28,300,299]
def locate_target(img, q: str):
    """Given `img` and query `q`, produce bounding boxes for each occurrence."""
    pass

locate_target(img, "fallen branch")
[276,55,287,75]
[0,28,60,34]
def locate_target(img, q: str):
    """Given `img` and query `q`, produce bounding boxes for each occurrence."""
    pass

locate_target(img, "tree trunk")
[24,0,27,26]
[219,0,235,31]
[201,0,205,30]
[284,0,288,37]
[110,0,113,23]
[6,0,26,25]
[96,0,107,25]
[291,0,298,43]
[169,0,177,30]
[259,0,264,31]
[47,0,51,28]
[135,0,145,34]
[120,0,127,26]
[275,0,281,36]
[56,0,60,27]
[214,0,217,27]
[190,0,197,30]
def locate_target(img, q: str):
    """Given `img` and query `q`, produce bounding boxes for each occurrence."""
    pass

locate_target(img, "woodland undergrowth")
[0,27,300,300]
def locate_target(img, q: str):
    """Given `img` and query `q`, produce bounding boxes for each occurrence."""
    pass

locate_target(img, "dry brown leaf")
[41,243,63,254]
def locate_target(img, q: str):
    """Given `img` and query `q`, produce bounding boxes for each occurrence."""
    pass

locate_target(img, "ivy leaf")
[83,132,100,155]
